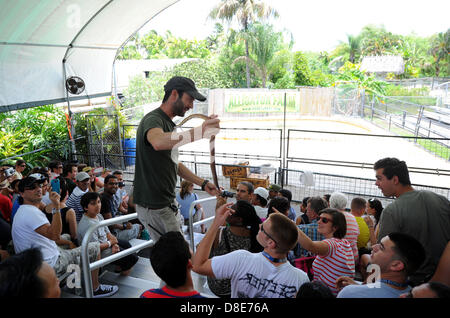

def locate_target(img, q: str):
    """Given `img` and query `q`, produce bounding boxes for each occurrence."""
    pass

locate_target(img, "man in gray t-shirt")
[133,76,220,242]
[373,157,450,285]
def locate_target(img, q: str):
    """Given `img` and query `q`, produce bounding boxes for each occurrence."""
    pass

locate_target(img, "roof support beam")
[0,42,117,50]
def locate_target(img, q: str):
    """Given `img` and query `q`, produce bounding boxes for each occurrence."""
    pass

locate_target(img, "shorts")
[136,202,183,242]
[53,242,100,278]
[115,224,141,241]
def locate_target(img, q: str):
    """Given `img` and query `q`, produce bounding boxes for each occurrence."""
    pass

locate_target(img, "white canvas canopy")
[0,0,178,113]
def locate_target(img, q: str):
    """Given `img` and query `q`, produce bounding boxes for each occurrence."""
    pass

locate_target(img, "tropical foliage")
[0,105,70,167]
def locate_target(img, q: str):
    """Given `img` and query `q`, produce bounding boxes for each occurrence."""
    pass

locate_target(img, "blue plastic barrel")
[123,138,136,166]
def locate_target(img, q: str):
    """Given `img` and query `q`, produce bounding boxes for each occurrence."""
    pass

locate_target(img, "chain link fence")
[63,86,449,208]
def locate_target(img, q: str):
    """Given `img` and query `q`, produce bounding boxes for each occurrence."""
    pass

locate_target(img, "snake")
[176,113,219,189]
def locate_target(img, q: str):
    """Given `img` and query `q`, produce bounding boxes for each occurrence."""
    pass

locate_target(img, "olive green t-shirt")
[378,190,450,284]
[133,108,179,209]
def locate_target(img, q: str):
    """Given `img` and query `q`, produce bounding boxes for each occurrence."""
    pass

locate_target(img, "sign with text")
[225,91,300,113]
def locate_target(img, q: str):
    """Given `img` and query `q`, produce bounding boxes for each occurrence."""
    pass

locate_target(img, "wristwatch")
[51,208,60,215]
[201,179,210,191]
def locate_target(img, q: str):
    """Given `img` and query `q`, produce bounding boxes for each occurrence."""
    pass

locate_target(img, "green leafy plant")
[336,62,387,99]
[0,105,70,166]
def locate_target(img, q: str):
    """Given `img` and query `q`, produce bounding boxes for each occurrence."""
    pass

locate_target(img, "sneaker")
[93,284,119,298]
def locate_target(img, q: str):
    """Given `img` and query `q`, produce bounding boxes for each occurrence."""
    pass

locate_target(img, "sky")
[141,0,449,52]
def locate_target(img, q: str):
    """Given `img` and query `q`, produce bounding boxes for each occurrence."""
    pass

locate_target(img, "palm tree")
[232,23,282,87]
[429,29,450,77]
[347,34,361,63]
[209,0,279,87]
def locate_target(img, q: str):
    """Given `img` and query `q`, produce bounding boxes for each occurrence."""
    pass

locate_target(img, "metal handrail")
[187,196,217,252]
[80,212,154,298]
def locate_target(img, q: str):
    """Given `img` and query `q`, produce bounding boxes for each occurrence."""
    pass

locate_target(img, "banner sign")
[224,91,300,113]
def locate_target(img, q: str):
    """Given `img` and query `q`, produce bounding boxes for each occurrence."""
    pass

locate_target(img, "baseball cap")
[254,187,269,200]
[268,184,281,192]
[164,76,206,101]
[82,166,93,173]
[19,173,47,192]
[76,171,90,182]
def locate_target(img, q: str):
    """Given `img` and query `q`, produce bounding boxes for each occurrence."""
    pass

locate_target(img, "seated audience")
[236,181,253,202]
[62,162,78,195]
[112,170,128,213]
[10,179,21,208]
[294,196,328,258]
[350,197,370,251]
[44,176,78,247]
[363,198,383,246]
[78,192,138,276]
[0,247,60,298]
[77,163,87,173]
[140,231,205,298]
[0,188,12,223]
[0,214,11,256]
[66,171,91,223]
[322,194,331,207]
[329,192,360,264]
[399,281,450,298]
[278,188,297,221]
[48,160,63,180]
[11,170,50,222]
[337,232,426,298]
[97,168,111,186]
[82,166,100,192]
[207,200,263,298]
[296,281,334,299]
[193,207,310,298]
[297,208,355,295]
[176,180,205,233]
[11,174,118,297]
[373,157,450,286]
[0,164,15,195]
[100,175,141,241]
[251,187,269,220]
[266,196,290,218]
[430,241,450,286]
[296,196,311,225]
[267,183,281,200]
[13,159,27,180]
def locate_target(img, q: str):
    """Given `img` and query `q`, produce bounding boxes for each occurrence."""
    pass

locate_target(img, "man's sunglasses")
[260,223,278,245]
[24,183,44,191]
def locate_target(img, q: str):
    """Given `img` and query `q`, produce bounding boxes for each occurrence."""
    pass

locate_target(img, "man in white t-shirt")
[336,232,426,298]
[12,174,118,298]
[193,199,309,298]
[251,187,269,219]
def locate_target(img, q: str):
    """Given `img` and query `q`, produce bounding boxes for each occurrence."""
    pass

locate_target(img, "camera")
[118,181,125,188]
[220,190,235,198]
[4,167,15,178]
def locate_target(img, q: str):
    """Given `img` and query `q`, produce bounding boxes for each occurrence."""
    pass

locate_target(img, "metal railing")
[80,213,154,298]
[187,196,217,252]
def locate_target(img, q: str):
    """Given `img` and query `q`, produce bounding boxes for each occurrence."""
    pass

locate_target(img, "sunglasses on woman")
[319,216,333,224]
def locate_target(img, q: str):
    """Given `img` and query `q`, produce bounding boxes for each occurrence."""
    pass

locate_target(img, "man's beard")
[172,97,187,117]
